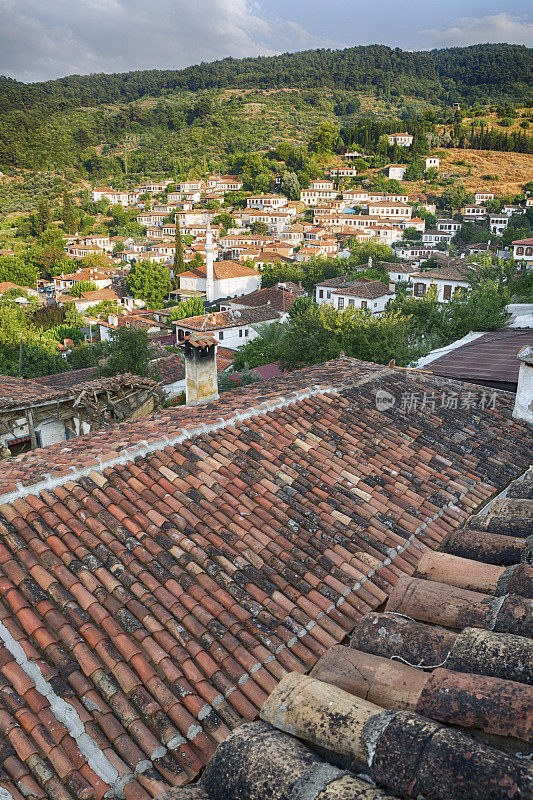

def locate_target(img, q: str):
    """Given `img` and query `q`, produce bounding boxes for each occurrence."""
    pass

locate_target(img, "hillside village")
[0,37,531,800]
[0,126,532,453]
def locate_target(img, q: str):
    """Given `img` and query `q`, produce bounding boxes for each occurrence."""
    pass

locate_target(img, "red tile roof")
[179,262,259,281]
[176,308,280,332]
[332,280,392,299]
[0,359,530,797]
[34,368,100,390]
[230,287,305,312]
[0,376,68,408]
[411,264,477,281]
[188,467,533,800]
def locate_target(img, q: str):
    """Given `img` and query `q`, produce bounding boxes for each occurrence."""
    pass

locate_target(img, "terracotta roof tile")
[0,358,530,798]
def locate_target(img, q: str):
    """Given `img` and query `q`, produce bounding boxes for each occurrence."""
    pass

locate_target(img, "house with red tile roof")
[219,283,306,319]
[175,307,282,349]
[177,261,261,304]
[512,236,533,264]
[411,263,478,301]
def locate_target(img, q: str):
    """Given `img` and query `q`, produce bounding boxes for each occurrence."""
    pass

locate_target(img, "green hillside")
[0,43,531,177]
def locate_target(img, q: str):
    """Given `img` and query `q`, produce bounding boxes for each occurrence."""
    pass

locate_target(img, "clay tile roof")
[0,358,530,798]
[33,367,99,389]
[181,466,533,800]
[177,307,281,332]
[332,280,392,299]
[411,264,477,281]
[229,286,305,312]
[0,376,69,408]
[0,281,24,294]
[179,261,259,280]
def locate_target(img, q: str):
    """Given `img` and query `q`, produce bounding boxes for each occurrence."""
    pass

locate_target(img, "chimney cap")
[183,330,218,349]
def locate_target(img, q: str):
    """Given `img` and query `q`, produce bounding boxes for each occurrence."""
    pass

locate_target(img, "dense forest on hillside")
[0,43,531,174]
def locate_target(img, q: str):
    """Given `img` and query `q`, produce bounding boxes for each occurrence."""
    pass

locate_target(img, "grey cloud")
[420,13,533,48]
[0,0,323,82]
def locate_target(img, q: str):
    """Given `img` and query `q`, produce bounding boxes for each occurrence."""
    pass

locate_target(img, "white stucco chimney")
[513,345,533,425]
[182,331,219,406]
[205,219,215,303]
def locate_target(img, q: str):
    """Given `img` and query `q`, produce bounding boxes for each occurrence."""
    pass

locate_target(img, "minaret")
[205,218,215,302]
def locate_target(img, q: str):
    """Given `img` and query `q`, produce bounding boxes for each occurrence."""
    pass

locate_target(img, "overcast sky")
[1,0,532,83]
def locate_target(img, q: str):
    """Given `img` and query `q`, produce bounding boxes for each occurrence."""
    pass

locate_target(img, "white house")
[425,157,440,170]
[246,194,288,210]
[175,306,282,349]
[167,190,202,204]
[207,174,243,192]
[367,202,412,220]
[503,205,526,217]
[387,133,413,147]
[381,263,419,284]
[489,215,509,235]
[388,165,407,181]
[437,219,462,233]
[474,192,494,204]
[329,167,357,178]
[512,237,533,264]
[315,276,394,315]
[462,205,487,221]
[421,230,453,246]
[53,269,112,294]
[300,187,339,206]
[179,180,203,192]
[90,188,137,206]
[411,264,475,302]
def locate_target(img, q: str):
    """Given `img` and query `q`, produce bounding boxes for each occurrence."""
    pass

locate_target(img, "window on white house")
[245,329,249,336]
[327,290,331,299]
[338,297,344,309]
[239,329,243,337]
[318,289,323,298]
[218,331,224,340]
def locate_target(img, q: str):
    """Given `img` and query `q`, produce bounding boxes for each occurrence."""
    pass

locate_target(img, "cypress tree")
[62,191,76,234]
[173,219,185,288]
[35,200,52,235]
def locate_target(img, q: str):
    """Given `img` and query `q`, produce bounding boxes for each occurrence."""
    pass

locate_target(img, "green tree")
[440,185,474,211]
[127,259,172,308]
[173,222,185,285]
[64,302,86,327]
[212,211,233,232]
[35,200,52,235]
[308,121,339,155]
[62,191,77,234]
[250,221,270,236]
[69,280,97,297]
[280,171,300,201]
[405,158,425,181]
[188,252,204,271]
[350,241,397,265]
[167,297,205,321]
[0,255,40,287]
[233,321,286,370]
[100,327,152,377]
